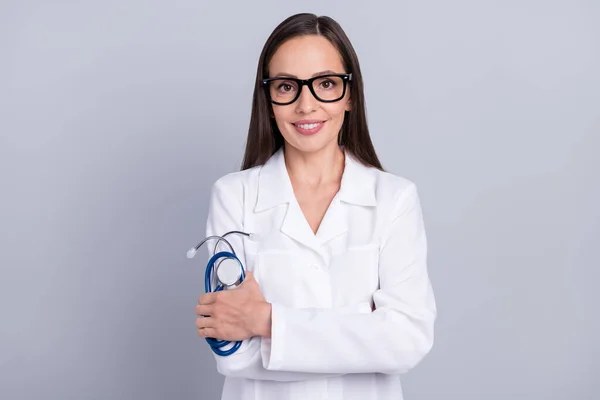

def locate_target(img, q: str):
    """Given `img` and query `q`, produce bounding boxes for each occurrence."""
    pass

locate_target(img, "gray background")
[1,1,598,399]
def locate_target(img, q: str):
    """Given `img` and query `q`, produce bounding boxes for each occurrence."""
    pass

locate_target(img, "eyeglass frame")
[261,73,353,105]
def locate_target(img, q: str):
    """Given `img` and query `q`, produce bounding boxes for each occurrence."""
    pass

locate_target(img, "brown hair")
[240,13,383,171]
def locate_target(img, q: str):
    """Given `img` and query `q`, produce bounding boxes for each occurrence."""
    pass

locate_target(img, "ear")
[344,99,352,112]
[344,92,352,112]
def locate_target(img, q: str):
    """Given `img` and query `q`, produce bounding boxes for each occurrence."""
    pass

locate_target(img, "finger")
[195,304,214,317]
[195,316,215,329]
[198,327,218,339]
[198,292,217,305]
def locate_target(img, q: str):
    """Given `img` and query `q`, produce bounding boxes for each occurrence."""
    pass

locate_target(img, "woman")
[195,13,437,400]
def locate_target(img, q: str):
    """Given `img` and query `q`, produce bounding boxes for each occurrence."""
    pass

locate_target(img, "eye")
[319,79,336,89]
[278,83,293,92]
[273,80,298,94]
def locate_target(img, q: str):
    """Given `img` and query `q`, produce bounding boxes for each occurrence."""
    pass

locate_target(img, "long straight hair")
[240,13,383,171]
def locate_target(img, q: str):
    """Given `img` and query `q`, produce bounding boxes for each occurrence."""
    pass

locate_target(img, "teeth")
[297,123,321,129]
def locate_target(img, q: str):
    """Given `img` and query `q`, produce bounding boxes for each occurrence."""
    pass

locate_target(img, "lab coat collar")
[254,148,294,212]
[255,146,377,251]
[254,146,377,213]
[338,150,378,207]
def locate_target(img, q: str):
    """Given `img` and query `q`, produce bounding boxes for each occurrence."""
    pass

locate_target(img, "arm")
[260,183,437,375]
[204,178,344,381]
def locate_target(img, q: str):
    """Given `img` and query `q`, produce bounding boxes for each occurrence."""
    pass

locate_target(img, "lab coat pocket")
[331,244,380,306]
[254,251,298,308]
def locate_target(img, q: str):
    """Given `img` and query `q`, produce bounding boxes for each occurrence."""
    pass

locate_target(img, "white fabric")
[204,147,437,400]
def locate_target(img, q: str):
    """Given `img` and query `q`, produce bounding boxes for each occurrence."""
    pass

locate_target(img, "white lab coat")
[204,147,437,400]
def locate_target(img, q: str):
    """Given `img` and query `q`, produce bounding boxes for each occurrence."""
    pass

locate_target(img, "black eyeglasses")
[261,73,352,105]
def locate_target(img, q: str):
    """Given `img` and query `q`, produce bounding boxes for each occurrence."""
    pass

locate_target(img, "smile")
[295,122,321,129]
[292,121,326,135]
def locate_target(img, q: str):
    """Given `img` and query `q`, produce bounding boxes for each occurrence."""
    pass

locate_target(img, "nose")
[295,84,318,114]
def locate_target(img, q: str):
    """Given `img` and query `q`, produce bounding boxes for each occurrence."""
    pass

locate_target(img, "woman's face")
[267,35,351,155]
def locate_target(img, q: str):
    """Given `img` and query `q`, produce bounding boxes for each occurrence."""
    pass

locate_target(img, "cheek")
[272,107,293,130]
[322,104,348,129]
[328,104,347,119]
[272,108,286,121]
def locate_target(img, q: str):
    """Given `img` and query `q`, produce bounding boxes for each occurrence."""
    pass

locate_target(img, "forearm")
[261,285,436,375]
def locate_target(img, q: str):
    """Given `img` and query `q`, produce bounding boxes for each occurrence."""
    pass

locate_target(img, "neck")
[283,143,345,187]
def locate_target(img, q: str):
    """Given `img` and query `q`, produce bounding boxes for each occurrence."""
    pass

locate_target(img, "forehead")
[268,35,345,78]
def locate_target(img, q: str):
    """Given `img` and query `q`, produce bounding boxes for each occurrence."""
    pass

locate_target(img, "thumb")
[242,270,259,286]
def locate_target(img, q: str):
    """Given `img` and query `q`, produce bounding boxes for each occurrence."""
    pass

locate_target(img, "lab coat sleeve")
[203,178,344,381]
[260,182,437,375]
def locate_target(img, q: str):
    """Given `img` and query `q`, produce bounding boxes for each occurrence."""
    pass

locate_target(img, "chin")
[285,134,339,154]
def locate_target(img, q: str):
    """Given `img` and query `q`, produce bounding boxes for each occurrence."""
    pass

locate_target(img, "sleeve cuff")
[260,302,286,371]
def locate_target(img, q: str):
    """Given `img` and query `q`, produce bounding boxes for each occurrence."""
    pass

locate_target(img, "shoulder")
[351,154,419,199]
[376,170,418,201]
[210,166,260,200]
[363,165,422,214]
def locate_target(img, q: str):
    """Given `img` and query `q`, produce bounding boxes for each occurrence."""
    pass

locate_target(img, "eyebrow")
[270,70,340,79]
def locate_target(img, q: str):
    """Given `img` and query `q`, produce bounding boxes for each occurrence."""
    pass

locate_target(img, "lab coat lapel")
[280,199,322,250]
[315,196,348,245]
[256,148,321,250]
[315,151,377,245]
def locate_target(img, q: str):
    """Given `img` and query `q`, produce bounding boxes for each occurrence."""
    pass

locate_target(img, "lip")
[292,120,326,136]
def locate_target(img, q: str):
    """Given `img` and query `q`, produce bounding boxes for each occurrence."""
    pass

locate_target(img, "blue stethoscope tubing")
[188,231,250,356]
[204,250,246,356]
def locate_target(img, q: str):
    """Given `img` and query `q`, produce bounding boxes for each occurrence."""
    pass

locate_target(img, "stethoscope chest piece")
[216,257,243,288]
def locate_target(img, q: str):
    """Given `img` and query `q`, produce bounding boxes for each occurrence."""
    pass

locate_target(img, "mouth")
[292,120,326,135]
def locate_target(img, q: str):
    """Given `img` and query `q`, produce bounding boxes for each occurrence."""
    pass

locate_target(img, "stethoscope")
[186,230,257,356]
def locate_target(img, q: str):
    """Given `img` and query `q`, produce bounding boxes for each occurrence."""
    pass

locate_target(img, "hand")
[195,271,272,342]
